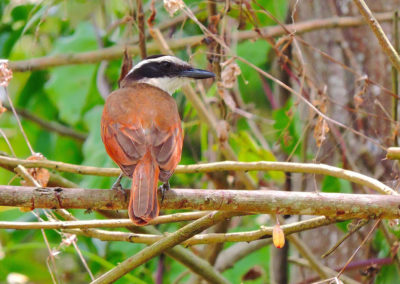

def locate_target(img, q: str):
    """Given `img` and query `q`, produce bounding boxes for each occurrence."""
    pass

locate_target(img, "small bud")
[273,224,285,248]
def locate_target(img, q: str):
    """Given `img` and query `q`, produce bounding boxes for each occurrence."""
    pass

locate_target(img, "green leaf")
[273,100,302,156]
[321,176,352,194]
[321,176,353,231]
[44,22,98,125]
[230,131,285,184]
[11,4,34,22]
[237,40,270,108]
[375,264,398,283]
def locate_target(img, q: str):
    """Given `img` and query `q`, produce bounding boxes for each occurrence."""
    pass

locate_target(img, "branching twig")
[0,156,395,195]
[61,216,335,245]
[8,12,394,71]
[353,0,400,72]
[0,212,208,229]
[91,211,236,284]
[101,211,230,284]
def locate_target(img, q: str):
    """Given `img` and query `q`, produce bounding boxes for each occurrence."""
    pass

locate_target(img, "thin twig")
[392,11,399,146]
[0,212,209,229]
[4,88,35,154]
[8,12,394,71]
[136,0,147,59]
[90,211,235,284]
[14,165,61,283]
[62,216,335,246]
[321,219,369,258]
[101,211,230,284]
[9,106,87,142]
[0,129,16,156]
[337,219,382,278]
[0,157,395,195]
[288,235,359,284]
[353,0,400,72]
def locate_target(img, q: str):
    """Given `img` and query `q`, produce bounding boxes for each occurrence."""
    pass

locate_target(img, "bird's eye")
[161,61,171,68]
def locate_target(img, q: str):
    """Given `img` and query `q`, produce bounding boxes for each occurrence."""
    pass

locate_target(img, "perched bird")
[101,55,215,225]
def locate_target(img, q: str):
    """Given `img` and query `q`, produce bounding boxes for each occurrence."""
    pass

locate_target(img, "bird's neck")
[123,77,190,95]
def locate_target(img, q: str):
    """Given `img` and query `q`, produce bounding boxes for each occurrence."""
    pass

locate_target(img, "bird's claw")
[159,182,170,204]
[112,174,125,192]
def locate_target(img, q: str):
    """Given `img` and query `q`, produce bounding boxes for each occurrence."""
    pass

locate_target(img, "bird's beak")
[179,68,215,79]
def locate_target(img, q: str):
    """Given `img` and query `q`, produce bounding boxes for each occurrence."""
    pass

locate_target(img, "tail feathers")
[128,152,160,225]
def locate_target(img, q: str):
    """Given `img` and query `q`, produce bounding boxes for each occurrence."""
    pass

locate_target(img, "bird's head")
[120,55,215,95]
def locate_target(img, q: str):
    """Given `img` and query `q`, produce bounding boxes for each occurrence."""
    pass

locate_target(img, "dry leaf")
[242,265,263,281]
[163,0,184,17]
[273,223,285,248]
[21,154,50,187]
[217,88,237,112]
[313,116,330,147]
[216,120,229,143]
[0,101,6,115]
[0,60,12,87]
[61,234,77,247]
[221,60,241,89]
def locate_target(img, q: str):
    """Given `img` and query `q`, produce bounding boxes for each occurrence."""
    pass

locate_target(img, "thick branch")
[386,147,400,159]
[8,12,393,72]
[0,157,395,195]
[1,185,400,219]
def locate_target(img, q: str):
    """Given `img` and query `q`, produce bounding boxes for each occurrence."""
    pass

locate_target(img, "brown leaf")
[0,101,6,116]
[220,59,241,89]
[163,0,184,17]
[22,154,50,187]
[313,116,330,147]
[0,60,12,87]
[216,120,229,143]
[242,265,263,281]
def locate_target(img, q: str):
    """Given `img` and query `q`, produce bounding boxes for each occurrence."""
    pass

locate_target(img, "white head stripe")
[126,55,189,76]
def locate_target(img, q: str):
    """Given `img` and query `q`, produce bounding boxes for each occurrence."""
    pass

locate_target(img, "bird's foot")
[159,182,170,204]
[112,173,125,192]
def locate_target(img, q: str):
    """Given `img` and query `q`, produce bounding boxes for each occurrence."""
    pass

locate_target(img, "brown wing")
[101,121,147,176]
[151,123,183,182]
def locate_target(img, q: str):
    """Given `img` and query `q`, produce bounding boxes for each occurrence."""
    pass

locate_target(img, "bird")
[101,54,215,225]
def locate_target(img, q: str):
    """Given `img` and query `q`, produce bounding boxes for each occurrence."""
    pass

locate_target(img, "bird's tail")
[129,151,160,225]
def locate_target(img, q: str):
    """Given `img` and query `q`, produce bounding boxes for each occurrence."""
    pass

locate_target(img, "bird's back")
[103,83,180,129]
[101,83,183,178]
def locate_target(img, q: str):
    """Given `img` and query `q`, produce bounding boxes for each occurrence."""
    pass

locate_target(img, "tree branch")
[0,156,395,195]
[61,216,335,245]
[386,147,400,159]
[101,211,230,284]
[10,106,88,142]
[0,212,208,229]
[1,185,400,218]
[8,12,394,72]
[91,211,235,284]
[353,0,400,72]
